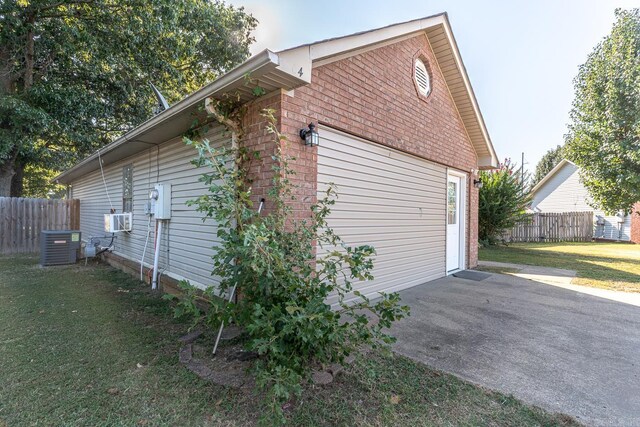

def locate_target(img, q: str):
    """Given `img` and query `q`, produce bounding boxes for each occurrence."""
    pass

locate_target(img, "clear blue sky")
[229,0,639,172]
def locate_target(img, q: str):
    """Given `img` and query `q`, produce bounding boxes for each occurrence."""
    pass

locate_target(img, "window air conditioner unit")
[104,213,133,233]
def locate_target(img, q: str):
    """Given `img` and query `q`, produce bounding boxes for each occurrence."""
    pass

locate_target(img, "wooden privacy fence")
[0,197,80,254]
[505,211,594,243]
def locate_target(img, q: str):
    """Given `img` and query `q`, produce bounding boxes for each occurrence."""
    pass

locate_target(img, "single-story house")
[530,159,639,242]
[55,13,498,301]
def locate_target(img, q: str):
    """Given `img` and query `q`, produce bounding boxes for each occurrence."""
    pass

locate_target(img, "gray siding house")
[71,125,229,289]
[530,159,632,241]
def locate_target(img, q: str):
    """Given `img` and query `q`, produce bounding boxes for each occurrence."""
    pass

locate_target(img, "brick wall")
[277,33,481,267]
[240,91,282,213]
[631,202,640,244]
[240,91,319,222]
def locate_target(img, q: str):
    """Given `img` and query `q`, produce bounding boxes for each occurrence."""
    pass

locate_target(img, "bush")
[478,159,531,245]
[171,109,409,424]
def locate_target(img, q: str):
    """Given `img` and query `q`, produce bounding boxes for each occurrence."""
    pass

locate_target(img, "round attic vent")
[414,58,431,97]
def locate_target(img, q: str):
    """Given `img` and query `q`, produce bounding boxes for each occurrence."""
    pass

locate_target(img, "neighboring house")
[530,159,633,241]
[55,13,498,301]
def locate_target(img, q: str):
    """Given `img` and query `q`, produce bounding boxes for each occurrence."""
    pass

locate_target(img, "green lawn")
[479,242,640,293]
[0,256,578,426]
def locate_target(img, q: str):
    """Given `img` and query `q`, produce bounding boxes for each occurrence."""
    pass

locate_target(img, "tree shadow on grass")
[482,245,640,291]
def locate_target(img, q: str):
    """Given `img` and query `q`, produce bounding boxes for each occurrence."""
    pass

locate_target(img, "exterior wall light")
[299,123,319,146]
[473,178,483,189]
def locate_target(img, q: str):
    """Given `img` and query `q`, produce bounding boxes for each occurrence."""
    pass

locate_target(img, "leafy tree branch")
[0,0,257,196]
[565,8,640,213]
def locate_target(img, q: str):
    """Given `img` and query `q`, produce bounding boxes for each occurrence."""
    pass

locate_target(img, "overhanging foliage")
[0,0,256,196]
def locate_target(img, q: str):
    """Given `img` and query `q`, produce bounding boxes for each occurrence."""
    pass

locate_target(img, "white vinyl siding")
[71,124,230,288]
[531,163,632,241]
[317,128,446,305]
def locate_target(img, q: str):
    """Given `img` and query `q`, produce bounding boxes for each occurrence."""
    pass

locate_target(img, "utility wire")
[97,149,114,211]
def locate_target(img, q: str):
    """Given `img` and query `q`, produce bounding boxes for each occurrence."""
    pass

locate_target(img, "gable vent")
[414,59,431,97]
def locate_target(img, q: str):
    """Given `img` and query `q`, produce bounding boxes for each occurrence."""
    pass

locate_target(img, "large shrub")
[478,159,531,245]
[172,109,409,424]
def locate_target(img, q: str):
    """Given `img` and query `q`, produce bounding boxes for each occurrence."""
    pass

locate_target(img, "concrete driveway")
[391,272,640,426]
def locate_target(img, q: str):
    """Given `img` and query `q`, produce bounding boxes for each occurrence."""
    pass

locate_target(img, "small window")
[122,164,133,213]
[447,182,457,225]
[414,58,431,97]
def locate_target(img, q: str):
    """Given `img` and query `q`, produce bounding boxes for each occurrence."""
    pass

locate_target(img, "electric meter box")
[153,183,171,219]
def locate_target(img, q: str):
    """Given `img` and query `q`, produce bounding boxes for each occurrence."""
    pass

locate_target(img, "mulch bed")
[177,327,354,390]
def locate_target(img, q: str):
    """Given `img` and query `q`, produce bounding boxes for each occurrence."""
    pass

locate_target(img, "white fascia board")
[478,155,498,169]
[306,15,446,62]
[440,18,498,169]
[530,159,576,195]
[277,46,312,84]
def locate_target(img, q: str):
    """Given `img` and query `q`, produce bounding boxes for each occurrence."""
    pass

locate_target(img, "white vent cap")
[414,59,431,97]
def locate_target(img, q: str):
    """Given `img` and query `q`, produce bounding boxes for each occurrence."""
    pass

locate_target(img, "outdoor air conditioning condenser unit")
[40,230,82,266]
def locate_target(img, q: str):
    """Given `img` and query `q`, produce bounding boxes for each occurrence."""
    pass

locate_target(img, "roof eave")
[439,15,499,169]
[58,14,500,184]
[530,158,576,195]
[56,49,308,184]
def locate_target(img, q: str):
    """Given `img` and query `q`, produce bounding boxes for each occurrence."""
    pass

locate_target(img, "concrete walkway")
[392,273,640,426]
[479,260,640,308]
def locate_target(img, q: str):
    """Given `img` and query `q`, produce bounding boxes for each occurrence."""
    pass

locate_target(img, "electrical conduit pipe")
[151,220,163,290]
[140,215,152,281]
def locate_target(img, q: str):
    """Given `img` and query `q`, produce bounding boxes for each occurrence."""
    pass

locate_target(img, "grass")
[479,242,640,293]
[0,256,578,426]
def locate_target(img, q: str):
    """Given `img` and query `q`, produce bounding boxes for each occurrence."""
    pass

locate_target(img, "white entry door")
[446,174,463,272]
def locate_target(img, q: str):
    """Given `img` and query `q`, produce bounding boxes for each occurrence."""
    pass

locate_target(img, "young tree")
[478,159,531,244]
[565,8,640,214]
[0,0,256,196]
[531,145,565,187]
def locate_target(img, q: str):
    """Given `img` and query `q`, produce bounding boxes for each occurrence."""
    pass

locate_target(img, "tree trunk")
[10,160,24,197]
[0,44,16,94]
[0,160,16,197]
[24,14,35,90]
[0,146,19,196]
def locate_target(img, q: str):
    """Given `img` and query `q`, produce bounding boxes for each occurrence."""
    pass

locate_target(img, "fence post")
[71,199,80,230]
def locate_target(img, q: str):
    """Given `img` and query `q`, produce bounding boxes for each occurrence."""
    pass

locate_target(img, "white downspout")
[152,220,163,290]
